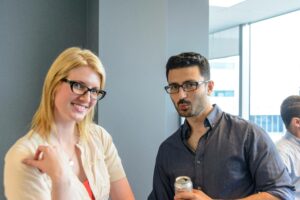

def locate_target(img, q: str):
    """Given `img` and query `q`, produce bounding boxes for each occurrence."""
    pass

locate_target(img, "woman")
[4,47,135,200]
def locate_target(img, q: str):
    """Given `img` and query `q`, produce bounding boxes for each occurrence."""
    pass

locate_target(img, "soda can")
[174,176,193,193]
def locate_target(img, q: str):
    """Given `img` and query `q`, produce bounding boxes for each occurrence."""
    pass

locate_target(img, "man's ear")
[207,80,214,96]
[293,117,300,128]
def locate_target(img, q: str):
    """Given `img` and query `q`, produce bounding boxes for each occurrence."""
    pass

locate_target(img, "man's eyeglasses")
[164,80,210,94]
[62,78,106,101]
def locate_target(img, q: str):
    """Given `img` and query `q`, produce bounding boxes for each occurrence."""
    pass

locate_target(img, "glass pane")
[210,56,239,115]
[209,27,240,115]
[250,10,300,142]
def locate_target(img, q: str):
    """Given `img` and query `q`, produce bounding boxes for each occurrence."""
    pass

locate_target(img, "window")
[209,10,300,142]
[210,56,239,115]
[249,10,300,141]
[209,27,240,115]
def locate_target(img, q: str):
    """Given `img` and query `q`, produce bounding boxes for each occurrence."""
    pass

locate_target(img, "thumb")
[22,158,44,172]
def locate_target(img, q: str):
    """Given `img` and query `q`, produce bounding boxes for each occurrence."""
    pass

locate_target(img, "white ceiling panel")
[209,0,300,33]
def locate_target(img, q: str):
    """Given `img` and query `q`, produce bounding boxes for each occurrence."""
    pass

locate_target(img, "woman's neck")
[54,121,78,144]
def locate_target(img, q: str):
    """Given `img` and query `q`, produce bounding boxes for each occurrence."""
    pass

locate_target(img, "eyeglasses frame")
[164,80,210,94]
[62,78,106,101]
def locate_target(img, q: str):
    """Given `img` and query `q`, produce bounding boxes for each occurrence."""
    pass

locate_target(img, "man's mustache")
[177,99,191,106]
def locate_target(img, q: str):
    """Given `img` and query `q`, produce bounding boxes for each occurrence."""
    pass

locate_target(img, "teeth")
[73,103,88,112]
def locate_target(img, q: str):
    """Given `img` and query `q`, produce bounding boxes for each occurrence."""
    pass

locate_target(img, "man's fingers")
[174,191,194,199]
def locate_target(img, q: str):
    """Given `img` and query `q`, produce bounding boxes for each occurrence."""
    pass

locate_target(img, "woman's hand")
[23,145,67,182]
[23,145,74,200]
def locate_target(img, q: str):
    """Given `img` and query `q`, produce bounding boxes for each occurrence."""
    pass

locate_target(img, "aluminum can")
[174,176,193,193]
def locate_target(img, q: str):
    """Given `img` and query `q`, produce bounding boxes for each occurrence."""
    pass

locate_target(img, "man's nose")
[177,87,187,98]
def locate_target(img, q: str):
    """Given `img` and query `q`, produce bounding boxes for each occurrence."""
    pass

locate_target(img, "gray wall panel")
[99,1,168,199]
[168,0,209,57]
[0,0,88,198]
[98,0,208,199]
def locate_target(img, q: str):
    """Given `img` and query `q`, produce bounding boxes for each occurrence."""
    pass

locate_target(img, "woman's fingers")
[34,145,57,159]
[33,147,43,160]
[23,145,56,173]
[22,158,44,173]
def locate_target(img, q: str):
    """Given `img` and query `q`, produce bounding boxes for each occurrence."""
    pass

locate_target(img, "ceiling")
[209,0,300,33]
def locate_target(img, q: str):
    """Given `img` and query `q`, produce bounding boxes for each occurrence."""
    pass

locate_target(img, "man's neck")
[186,105,213,150]
[186,104,213,133]
[289,128,300,139]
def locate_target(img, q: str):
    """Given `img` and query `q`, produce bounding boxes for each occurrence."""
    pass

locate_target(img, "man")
[277,95,300,200]
[148,52,294,200]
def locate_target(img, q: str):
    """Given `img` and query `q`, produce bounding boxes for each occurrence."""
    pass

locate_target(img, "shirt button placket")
[195,137,205,190]
[194,154,203,189]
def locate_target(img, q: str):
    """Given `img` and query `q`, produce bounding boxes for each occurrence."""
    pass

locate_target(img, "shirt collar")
[181,104,223,140]
[286,130,300,145]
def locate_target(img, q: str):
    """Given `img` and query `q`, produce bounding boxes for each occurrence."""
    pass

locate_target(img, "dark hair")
[280,95,300,129]
[165,52,210,80]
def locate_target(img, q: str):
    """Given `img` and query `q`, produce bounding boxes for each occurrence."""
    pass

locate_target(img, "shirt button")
[197,160,201,164]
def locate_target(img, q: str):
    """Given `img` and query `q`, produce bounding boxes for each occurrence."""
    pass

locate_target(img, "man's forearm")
[239,192,280,200]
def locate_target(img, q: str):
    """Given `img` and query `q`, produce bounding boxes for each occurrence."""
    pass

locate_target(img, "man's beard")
[175,98,207,118]
[175,99,193,117]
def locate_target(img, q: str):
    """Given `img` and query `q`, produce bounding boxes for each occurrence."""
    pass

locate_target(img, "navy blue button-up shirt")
[148,105,294,200]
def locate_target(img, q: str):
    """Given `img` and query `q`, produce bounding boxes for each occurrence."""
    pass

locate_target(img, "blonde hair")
[31,47,106,139]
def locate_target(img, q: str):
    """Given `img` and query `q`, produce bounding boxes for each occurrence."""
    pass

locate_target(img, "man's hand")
[174,189,212,200]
